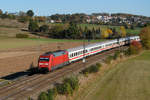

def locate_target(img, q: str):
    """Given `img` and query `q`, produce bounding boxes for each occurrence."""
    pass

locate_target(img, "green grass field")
[0,37,106,50]
[0,38,47,49]
[74,51,150,100]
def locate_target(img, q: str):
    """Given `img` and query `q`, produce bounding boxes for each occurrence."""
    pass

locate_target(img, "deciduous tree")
[101,30,109,39]
[129,40,142,54]
[39,25,49,32]
[140,26,150,49]
[28,20,39,32]
[27,10,34,17]
[120,26,126,37]
[0,9,3,15]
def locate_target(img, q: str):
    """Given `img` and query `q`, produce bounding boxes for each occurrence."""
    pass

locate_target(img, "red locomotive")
[38,50,69,71]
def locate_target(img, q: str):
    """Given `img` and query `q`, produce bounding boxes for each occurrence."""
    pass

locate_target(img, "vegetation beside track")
[72,50,150,100]
[31,41,142,100]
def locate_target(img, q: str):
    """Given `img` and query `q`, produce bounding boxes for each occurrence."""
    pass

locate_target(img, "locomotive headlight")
[45,63,49,65]
[39,63,43,65]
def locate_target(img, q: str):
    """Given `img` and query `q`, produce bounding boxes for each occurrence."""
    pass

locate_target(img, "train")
[38,36,140,72]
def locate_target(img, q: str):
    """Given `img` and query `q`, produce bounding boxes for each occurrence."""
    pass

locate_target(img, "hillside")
[0,18,39,38]
[73,51,150,100]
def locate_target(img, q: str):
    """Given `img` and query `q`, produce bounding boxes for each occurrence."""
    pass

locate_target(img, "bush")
[81,63,101,75]
[89,65,99,73]
[63,76,79,91]
[52,87,58,97]
[123,49,130,56]
[129,40,142,55]
[56,83,73,95]
[16,33,29,38]
[38,92,48,100]
[113,51,120,60]
[105,56,113,64]
[48,89,55,100]
[96,63,102,68]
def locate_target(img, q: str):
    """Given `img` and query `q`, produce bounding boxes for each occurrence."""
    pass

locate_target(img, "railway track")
[0,47,127,100]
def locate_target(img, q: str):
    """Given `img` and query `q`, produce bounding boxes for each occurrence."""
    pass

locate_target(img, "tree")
[78,26,83,38]
[49,24,65,38]
[86,30,92,40]
[27,10,34,17]
[0,9,3,15]
[107,28,113,38]
[129,40,142,54]
[140,26,150,49]
[92,27,96,39]
[96,27,101,39]
[124,23,129,29]
[120,26,126,37]
[101,30,109,39]
[65,22,80,39]
[39,25,49,32]
[130,25,134,30]
[28,20,39,32]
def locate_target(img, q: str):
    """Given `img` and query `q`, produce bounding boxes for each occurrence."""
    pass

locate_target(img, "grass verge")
[72,51,150,100]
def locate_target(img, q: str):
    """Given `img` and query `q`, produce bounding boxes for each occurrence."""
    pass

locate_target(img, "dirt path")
[74,51,150,100]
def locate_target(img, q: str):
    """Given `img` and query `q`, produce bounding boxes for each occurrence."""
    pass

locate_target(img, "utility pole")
[117,35,121,52]
[82,33,86,63]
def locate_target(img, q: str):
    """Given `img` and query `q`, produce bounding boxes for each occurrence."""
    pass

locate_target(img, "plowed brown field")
[0,42,85,77]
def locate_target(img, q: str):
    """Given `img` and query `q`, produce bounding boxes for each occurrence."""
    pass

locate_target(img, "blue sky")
[0,0,150,16]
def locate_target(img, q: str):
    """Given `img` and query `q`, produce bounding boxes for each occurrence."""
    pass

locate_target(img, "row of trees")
[0,9,34,23]
[28,20,127,39]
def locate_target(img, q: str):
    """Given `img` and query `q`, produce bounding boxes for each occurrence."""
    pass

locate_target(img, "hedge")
[16,33,29,38]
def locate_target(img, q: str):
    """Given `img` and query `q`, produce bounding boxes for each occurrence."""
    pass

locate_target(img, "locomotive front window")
[40,58,49,61]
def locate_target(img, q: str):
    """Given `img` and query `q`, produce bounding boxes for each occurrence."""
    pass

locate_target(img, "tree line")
[28,20,127,39]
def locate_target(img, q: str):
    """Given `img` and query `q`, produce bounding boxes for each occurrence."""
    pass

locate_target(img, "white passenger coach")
[67,36,140,62]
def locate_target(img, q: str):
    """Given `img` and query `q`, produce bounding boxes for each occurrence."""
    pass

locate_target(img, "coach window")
[71,54,73,57]
[73,53,75,57]
[76,52,78,56]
